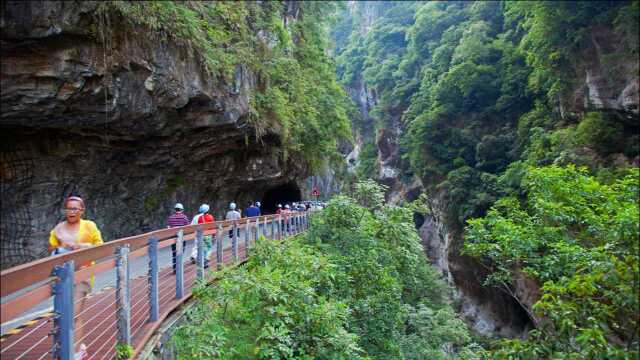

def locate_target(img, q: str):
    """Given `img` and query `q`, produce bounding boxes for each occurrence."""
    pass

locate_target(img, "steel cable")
[127,285,152,325]
[75,305,120,346]
[0,317,50,354]
[83,316,118,351]
[35,348,52,360]
[131,269,172,333]
[14,333,50,360]
[89,330,117,360]
[74,265,150,320]
[119,285,151,325]
[73,296,118,338]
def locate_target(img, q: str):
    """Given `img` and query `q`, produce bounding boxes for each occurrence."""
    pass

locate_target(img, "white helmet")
[284,204,290,209]
[256,201,261,207]
[277,204,282,208]
[230,202,237,210]
[199,204,209,213]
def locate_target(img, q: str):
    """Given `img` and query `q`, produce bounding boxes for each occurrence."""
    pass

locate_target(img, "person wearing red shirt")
[190,204,215,266]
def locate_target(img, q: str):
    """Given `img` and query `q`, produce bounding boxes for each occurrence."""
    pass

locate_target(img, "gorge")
[1,1,638,358]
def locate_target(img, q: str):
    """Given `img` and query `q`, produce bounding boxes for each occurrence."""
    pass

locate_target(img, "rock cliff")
[0,1,306,269]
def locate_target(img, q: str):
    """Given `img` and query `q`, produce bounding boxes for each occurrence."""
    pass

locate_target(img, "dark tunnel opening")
[261,182,302,214]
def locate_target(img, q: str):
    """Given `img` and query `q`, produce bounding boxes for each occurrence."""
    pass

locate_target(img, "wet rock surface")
[0,1,304,269]
[418,194,533,337]
[567,26,639,118]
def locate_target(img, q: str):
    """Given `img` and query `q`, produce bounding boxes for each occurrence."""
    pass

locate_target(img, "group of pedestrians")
[166,201,262,270]
[46,195,308,360]
[275,202,310,214]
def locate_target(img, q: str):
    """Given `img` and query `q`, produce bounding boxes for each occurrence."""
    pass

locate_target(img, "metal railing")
[0,211,311,359]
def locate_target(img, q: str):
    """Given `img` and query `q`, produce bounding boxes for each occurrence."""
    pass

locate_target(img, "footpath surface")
[0,238,249,360]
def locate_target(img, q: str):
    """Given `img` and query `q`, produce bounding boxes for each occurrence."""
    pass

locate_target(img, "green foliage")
[332,2,639,358]
[115,343,133,360]
[173,239,364,359]
[575,112,626,155]
[614,1,640,55]
[304,184,484,359]
[355,139,379,179]
[352,179,388,211]
[173,182,484,359]
[101,1,252,80]
[464,165,639,358]
[334,0,637,228]
[505,1,627,98]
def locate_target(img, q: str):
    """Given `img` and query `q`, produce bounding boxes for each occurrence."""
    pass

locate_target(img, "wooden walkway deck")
[0,243,248,360]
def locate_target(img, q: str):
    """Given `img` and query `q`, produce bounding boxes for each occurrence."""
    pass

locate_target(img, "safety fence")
[0,211,311,359]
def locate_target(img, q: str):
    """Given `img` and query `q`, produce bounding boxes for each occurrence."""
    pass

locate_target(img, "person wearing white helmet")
[168,202,190,274]
[226,202,241,237]
[189,204,215,266]
[245,201,260,217]
[276,204,283,214]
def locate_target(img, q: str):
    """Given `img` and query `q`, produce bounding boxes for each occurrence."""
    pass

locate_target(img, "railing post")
[244,220,250,258]
[52,261,74,360]
[271,216,276,240]
[284,214,291,239]
[148,237,159,322]
[175,230,184,299]
[232,222,238,262]
[115,245,131,346]
[255,217,260,243]
[196,228,204,280]
[217,224,223,270]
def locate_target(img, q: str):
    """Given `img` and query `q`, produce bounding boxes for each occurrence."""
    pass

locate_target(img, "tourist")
[245,202,260,217]
[189,204,215,266]
[48,195,102,360]
[226,202,242,237]
[167,203,190,274]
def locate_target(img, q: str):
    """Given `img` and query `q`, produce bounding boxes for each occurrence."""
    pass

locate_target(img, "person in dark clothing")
[168,203,190,273]
[245,202,260,217]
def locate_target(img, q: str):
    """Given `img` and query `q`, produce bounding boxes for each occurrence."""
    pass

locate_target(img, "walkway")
[0,212,309,360]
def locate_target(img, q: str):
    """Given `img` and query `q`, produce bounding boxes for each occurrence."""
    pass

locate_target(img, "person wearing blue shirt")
[245,202,260,217]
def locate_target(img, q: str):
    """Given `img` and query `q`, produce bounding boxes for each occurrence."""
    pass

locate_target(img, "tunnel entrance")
[261,182,301,214]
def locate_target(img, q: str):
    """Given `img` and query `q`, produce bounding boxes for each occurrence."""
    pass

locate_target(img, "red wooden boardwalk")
[0,243,248,360]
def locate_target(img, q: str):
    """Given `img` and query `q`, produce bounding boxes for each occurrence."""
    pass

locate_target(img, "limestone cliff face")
[565,26,639,118]
[341,1,413,203]
[0,1,305,269]
[418,193,533,337]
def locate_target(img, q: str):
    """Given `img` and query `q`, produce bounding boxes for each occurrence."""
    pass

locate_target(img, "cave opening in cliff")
[261,182,301,214]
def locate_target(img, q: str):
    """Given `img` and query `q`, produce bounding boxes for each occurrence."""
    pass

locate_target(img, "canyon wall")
[0,1,306,268]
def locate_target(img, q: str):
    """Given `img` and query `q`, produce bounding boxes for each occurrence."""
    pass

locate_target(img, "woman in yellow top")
[49,196,103,253]
[48,196,102,360]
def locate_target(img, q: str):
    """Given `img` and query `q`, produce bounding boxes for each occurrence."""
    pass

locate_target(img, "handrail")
[0,210,312,360]
[0,213,289,297]
[0,280,54,323]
